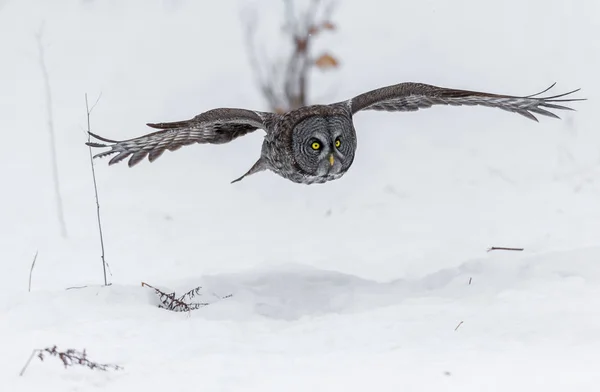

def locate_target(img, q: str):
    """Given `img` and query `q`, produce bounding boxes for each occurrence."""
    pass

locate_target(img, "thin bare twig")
[28,251,38,292]
[19,350,38,376]
[19,346,121,376]
[85,93,109,286]
[487,247,525,253]
[88,92,102,114]
[454,321,464,331]
[65,285,88,291]
[36,23,67,238]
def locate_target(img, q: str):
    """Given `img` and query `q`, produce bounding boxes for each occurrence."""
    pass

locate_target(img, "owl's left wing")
[347,82,584,121]
[86,108,275,167]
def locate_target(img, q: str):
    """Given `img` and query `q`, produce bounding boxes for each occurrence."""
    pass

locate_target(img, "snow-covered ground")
[1,0,599,390]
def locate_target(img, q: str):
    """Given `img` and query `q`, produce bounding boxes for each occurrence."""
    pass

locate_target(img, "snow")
[1,0,599,390]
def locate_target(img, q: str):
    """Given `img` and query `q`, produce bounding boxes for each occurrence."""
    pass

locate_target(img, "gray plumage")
[86,82,584,185]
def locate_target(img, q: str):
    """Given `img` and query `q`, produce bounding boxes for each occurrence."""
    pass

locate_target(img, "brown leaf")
[322,21,336,30]
[314,53,339,69]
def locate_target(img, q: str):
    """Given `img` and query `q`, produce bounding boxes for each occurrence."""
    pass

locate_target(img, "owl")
[87,82,583,185]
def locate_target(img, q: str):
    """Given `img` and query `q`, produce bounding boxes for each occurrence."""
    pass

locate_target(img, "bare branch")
[28,250,38,293]
[19,350,38,377]
[88,92,103,114]
[142,282,231,313]
[65,285,88,291]
[36,23,67,238]
[242,11,286,111]
[486,247,525,253]
[20,346,121,376]
[85,93,110,286]
[142,282,199,313]
[242,0,339,112]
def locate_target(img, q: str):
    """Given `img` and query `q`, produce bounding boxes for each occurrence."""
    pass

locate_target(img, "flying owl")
[87,82,584,185]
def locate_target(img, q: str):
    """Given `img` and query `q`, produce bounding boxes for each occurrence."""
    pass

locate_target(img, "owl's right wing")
[346,82,584,121]
[87,108,275,167]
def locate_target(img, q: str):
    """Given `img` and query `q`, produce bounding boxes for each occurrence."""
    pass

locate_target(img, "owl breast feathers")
[86,82,584,185]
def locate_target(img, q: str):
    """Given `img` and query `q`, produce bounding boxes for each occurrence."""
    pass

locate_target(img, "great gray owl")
[87,82,584,185]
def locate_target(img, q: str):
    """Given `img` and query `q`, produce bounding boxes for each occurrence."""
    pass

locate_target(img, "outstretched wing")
[347,82,585,121]
[86,108,275,167]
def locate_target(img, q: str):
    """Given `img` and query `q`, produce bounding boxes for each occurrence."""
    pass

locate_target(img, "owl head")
[291,115,357,180]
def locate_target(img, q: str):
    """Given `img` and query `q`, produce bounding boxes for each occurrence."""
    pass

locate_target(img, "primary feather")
[348,82,584,122]
[86,108,272,167]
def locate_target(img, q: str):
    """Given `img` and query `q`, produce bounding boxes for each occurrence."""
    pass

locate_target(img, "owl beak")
[328,154,335,166]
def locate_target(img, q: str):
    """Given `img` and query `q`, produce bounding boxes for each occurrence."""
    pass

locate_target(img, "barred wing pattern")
[86,108,273,167]
[348,82,584,122]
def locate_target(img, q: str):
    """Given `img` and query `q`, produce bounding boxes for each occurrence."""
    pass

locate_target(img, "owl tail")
[231,158,266,184]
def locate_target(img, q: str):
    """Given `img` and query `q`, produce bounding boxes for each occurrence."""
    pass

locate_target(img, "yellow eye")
[335,139,341,148]
[311,142,321,150]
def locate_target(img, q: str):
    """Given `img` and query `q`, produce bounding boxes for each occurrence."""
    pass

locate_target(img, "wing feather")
[347,82,585,122]
[86,108,274,167]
